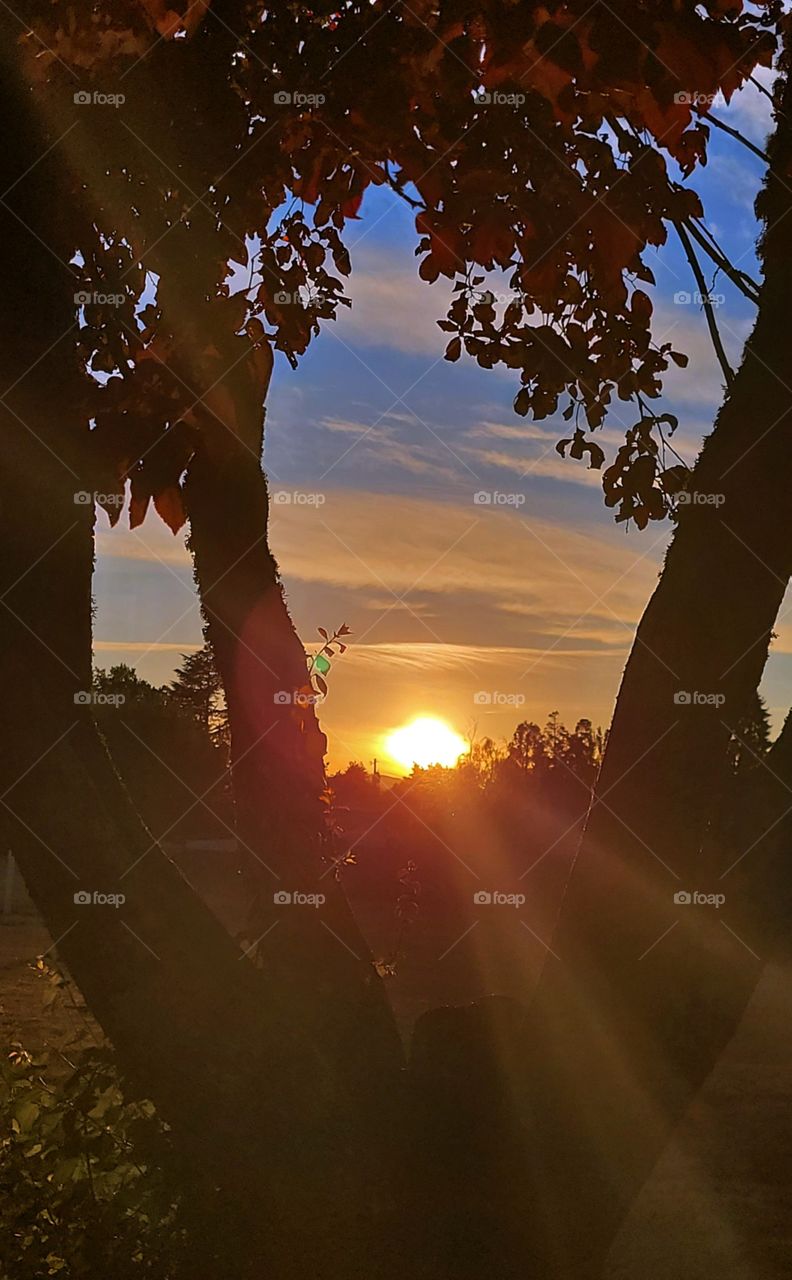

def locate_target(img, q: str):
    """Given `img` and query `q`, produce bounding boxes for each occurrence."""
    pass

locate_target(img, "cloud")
[96,525,191,566]
[269,487,665,635]
[94,641,200,653]
[717,71,775,146]
[314,415,463,483]
[330,250,454,357]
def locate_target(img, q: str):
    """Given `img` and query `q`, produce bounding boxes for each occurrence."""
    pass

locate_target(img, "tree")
[168,643,229,749]
[7,1,792,1275]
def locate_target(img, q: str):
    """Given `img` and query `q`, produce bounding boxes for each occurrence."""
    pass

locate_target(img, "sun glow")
[385,716,468,772]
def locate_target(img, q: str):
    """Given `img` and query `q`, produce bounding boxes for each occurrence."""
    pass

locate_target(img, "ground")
[2,898,790,1278]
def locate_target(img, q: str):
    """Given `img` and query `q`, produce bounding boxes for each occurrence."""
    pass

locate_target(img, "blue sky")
[93,73,792,769]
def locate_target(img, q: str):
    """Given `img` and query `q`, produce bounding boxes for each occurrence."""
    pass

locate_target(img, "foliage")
[18,0,783,533]
[308,623,351,702]
[0,1037,185,1279]
[168,643,230,750]
[91,662,232,839]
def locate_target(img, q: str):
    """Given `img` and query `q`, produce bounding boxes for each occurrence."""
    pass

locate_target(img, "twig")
[675,221,735,389]
[707,111,771,164]
[681,215,761,303]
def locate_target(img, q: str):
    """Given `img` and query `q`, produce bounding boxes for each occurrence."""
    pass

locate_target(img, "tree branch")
[675,220,735,390]
[707,110,772,164]
[682,215,761,303]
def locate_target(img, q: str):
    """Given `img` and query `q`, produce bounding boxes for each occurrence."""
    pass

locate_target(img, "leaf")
[129,485,151,531]
[631,289,653,321]
[153,485,186,535]
[444,336,462,362]
[13,1099,40,1133]
[514,387,532,417]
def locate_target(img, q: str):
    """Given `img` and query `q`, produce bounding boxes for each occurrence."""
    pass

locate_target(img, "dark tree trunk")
[0,42,406,1278]
[0,31,406,1277]
[181,341,405,1153]
[523,63,792,1276]
[0,23,296,1181]
[109,18,406,1092]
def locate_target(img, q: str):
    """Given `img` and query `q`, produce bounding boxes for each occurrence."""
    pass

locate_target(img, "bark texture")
[523,63,792,1277]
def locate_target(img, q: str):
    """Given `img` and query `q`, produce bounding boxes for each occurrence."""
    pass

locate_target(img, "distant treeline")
[91,653,774,913]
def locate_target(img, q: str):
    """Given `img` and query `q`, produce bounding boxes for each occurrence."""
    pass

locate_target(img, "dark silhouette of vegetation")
[3,3,792,1278]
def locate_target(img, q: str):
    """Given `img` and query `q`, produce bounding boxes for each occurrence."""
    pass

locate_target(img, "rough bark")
[523,62,792,1276]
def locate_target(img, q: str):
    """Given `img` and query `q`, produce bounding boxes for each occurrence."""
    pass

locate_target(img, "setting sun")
[385,716,468,772]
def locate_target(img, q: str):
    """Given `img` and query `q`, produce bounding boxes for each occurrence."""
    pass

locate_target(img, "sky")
[93,72,792,771]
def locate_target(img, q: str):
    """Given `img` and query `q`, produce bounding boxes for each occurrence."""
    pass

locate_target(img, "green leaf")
[14,1099,40,1133]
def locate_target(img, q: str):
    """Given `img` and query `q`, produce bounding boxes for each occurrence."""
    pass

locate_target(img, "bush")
[0,1040,186,1278]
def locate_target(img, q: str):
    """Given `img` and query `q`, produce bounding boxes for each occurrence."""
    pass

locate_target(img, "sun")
[385,716,468,772]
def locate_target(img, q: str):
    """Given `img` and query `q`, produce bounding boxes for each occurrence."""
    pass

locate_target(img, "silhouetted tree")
[169,644,230,751]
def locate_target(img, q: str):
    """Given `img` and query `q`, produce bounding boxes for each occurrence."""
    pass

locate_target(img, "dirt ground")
[2,910,790,1278]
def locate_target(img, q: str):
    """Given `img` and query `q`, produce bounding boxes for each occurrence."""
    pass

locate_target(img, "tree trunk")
[100,16,407,1088]
[524,61,792,1276]
[0,42,407,1277]
[181,334,405,1142]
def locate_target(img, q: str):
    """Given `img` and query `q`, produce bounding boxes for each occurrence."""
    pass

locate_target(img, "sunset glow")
[385,716,468,772]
